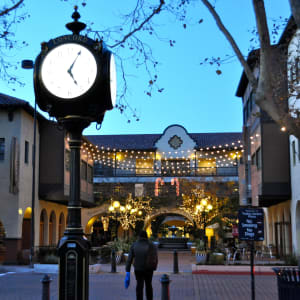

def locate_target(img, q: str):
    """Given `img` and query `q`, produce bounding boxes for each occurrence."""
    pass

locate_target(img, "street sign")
[238,207,264,241]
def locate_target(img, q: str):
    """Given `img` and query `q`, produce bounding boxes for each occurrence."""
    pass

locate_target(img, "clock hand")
[67,51,81,85]
[67,50,81,74]
[67,69,78,85]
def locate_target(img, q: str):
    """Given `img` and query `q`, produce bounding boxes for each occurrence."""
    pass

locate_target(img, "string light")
[80,138,243,175]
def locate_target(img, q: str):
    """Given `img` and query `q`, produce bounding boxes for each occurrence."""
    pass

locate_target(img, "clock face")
[110,53,117,106]
[41,43,97,99]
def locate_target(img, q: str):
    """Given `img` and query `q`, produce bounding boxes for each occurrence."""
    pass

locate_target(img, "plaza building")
[236,18,300,258]
[287,24,300,257]
[83,125,242,244]
[0,93,242,263]
[0,93,94,263]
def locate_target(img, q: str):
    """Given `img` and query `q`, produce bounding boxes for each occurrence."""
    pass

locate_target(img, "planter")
[123,253,129,263]
[187,242,195,249]
[115,251,123,265]
[195,252,207,265]
[191,246,196,254]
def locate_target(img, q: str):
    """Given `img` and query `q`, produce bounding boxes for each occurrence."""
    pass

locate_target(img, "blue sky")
[1,0,291,135]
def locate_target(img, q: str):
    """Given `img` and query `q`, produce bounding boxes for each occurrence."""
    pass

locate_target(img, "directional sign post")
[238,207,264,241]
[238,207,264,300]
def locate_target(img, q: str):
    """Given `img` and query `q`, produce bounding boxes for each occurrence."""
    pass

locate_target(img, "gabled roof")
[0,93,30,107]
[86,132,242,150]
[0,93,46,121]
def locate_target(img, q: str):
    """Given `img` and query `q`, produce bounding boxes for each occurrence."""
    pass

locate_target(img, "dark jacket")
[125,237,158,272]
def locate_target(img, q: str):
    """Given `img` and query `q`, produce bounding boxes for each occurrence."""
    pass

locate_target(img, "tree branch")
[200,0,258,89]
[0,0,24,17]
[111,0,165,48]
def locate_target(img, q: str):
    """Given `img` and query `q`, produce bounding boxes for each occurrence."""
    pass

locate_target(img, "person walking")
[125,230,158,300]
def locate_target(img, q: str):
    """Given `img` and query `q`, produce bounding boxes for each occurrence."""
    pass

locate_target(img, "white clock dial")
[41,43,97,99]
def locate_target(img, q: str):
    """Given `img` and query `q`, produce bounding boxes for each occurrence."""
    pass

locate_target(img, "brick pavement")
[0,251,279,300]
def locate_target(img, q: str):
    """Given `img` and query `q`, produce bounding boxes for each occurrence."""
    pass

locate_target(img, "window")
[298,139,300,162]
[25,141,29,164]
[93,162,114,177]
[81,160,87,180]
[256,147,261,170]
[0,138,4,161]
[87,165,93,183]
[292,140,296,166]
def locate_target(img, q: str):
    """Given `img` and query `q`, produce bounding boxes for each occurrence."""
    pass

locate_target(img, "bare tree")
[0,0,28,88]
[198,0,300,139]
[85,0,300,134]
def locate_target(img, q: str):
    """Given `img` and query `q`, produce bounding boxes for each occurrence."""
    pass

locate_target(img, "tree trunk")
[290,0,300,28]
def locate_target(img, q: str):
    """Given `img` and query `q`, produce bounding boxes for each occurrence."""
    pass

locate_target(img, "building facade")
[236,20,300,257]
[83,124,242,241]
[0,94,94,263]
[288,26,300,256]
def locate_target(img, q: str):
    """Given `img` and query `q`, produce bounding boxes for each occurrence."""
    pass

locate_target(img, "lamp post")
[108,195,151,239]
[21,59,36,268]
[195,198,213,250]
[108,200,121,239]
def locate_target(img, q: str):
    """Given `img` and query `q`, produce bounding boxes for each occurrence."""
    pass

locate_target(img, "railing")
[94,167,238,177]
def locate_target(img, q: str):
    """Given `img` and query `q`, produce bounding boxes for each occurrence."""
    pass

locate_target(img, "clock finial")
[66,6,86,35]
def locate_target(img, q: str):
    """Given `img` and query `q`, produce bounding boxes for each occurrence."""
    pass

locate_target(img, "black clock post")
[58,117,91,300]
[33,7,117,300]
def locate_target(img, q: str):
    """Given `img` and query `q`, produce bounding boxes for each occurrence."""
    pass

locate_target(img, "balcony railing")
[94,166,238,178]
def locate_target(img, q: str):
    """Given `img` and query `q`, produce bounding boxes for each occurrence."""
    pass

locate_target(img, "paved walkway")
[0,251,280,299]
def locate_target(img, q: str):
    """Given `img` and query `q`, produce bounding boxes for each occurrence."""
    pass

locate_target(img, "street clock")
[33,8,117,124]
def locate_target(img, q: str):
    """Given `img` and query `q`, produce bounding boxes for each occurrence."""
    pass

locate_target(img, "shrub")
[36,246,58,264]
[99,245,111,263]
[209,253,225,265]
[284,254,298,266]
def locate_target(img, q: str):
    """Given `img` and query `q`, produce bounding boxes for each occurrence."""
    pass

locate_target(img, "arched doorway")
[144,208,194,233]
[58,213,65,240]
[21,207,32,250]
[39,209,48,246]
[49,211,56,246]
[149,213,193,238]
[86,215,113,246]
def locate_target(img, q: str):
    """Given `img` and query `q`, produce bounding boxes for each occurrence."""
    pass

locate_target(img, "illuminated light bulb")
[201,199,207,206]
[113,201,120,208]
[109,206,114,212]
[120,206,125,212]
[281,126,286,132]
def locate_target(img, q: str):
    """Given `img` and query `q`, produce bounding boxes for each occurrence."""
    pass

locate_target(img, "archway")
[49,211,56,246]
[21,207,32,250]
[39,209,48,246]
[144,208,194,238]
[144,207,194,231]
[58,213,65,240]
